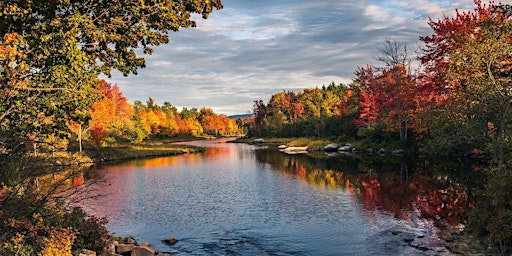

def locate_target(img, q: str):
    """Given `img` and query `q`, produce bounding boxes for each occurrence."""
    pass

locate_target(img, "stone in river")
[130,246,156,256]
[164,237,179,245]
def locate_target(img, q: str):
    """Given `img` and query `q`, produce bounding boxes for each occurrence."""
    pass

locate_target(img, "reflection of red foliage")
[357,174,382,209]
[353,173,469,228]
[277,159,471,229]
[415,183,469,226]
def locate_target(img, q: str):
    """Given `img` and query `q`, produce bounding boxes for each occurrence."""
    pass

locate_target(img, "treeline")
[81,79,244,146]
[249,83,357,140]
[247,2,512,253]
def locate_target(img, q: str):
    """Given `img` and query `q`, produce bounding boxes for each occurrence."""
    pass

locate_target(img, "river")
[79,138,476,255]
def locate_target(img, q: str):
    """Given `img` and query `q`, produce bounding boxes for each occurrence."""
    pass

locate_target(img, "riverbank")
[84,142,205,164]
[38,136,207,167]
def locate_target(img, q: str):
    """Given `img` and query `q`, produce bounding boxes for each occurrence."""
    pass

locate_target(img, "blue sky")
[104,0,511,115]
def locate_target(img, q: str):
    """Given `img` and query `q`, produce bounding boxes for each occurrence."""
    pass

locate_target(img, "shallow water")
[80,138,469,255]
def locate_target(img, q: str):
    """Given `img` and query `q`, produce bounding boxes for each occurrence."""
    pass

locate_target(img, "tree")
[353,41,417,142]
[420,0,512,164]
[89,80,134,145]
[252,100,268,137]
[420,2,512,253]
[0,1,223,253]
[0,0,223,143]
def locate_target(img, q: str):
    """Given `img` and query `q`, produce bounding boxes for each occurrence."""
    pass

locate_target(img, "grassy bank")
[85,143,205,164]
[63,135,207,164]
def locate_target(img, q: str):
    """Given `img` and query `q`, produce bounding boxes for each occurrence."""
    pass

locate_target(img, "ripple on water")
[82,140,462,256]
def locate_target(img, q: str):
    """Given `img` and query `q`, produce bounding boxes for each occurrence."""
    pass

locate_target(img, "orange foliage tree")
[89,80,134,145]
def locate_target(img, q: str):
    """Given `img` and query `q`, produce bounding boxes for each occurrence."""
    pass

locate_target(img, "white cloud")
[106,0,508,115]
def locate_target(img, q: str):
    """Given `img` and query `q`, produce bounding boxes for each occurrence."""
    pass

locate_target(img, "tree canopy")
[0,0,223,143]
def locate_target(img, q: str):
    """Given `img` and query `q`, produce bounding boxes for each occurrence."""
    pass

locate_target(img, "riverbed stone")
[130,246,156,256]
[164,237,179,245]
[116,244,136,254]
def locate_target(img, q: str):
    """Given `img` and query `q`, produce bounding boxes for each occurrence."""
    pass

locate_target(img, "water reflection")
[255,147,476,231]
[78,139,481,255]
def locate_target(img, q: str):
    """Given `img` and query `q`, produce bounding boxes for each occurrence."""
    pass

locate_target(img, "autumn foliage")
[86,80,244,145]
[249,83,356,138]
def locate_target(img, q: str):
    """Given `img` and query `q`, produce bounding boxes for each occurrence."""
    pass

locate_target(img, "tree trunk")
[79,124,83,153]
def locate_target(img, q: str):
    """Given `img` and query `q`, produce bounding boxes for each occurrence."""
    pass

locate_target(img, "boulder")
[124,237,137,245]
[139,242,151,247]
[104,240,118,254]
[277,145,287,150]
[338,143,352,152]
[323,143,338,152]
[130,246,156,256]
[283,146,308,154]
[164,237,179,245]
[116,244,136,254]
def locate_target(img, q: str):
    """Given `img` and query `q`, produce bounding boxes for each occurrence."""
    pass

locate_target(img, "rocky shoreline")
[74,236,179,256]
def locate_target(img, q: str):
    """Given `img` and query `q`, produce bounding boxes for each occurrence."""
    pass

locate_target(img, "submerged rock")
[164,237,179,245]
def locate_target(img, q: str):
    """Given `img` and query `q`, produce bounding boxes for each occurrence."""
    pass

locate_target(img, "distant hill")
[229,114,253,119]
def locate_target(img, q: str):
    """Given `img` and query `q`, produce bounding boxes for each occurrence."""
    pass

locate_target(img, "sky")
[104,0,512,116]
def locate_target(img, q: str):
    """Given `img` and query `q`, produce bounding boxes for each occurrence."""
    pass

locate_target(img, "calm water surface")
[81,138,472,255]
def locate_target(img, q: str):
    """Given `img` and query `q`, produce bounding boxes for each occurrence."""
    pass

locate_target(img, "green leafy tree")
[0,1,223,253]
[1,0,223,142]
[421,1,512,253]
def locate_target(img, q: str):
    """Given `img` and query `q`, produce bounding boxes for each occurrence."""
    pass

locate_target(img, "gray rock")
[130,246,156,256]
[324,143,339,152]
